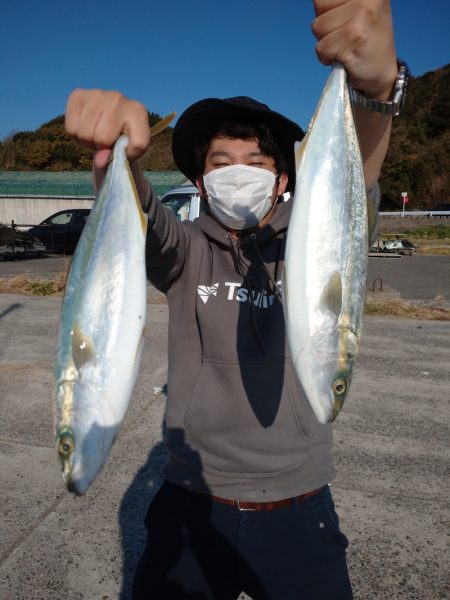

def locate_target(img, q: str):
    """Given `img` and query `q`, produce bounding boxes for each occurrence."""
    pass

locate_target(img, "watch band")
[349,59,410,117]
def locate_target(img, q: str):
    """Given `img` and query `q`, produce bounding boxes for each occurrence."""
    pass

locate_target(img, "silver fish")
[284,63,368,424]
[53,134,148,494]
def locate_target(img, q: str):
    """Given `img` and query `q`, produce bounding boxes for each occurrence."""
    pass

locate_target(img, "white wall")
[0,196,95,228]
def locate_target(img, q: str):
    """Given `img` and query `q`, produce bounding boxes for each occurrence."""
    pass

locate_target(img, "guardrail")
[380,211,450,217]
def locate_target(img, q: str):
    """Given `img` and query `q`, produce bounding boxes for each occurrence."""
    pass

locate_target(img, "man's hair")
[194,121,288,178]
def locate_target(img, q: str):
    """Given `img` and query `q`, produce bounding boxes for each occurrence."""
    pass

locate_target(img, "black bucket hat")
[172,96,305,192]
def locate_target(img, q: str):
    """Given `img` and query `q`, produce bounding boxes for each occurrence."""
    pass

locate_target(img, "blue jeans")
[133,481,352,599]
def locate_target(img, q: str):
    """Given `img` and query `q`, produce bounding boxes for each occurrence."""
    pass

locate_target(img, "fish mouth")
[66,478,78,495]
[63,449,97,496]
[332,396,345,421]
[63,465,87,496]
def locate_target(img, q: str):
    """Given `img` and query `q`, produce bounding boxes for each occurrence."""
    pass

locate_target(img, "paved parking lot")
[367,253,450,300]
[0,289,449,599]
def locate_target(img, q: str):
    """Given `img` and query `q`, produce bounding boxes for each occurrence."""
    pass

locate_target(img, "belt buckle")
[236,499,256,511]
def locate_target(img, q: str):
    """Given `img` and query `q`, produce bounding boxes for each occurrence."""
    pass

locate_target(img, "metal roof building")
[0,171,187,198]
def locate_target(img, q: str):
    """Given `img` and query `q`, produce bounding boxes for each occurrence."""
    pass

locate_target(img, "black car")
[27,208,91,253]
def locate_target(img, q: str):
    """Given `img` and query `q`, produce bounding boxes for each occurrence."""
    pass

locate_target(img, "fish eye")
[333,379,347,396]
[58,434,74,457]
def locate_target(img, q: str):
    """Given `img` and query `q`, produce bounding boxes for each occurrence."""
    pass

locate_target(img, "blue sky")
[1,0,449,140]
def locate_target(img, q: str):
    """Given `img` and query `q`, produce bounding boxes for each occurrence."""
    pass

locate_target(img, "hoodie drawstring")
[250,233,284,301]
[226,232,273,355]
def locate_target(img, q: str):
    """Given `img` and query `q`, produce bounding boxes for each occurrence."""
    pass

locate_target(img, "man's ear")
[277,172,288,197]
[195,176,207,198]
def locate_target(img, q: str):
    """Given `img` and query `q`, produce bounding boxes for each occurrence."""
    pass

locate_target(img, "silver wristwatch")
[349,59,410,117]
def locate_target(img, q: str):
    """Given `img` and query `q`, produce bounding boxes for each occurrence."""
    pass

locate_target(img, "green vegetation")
[28,280,60,295]
[379,64,450,210]
[387,224,450,255]
[0,272,68,296]
[402,224,450,239]
[0,112,176,172]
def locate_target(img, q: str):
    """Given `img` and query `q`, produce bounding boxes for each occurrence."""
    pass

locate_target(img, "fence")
[1,220,59,257]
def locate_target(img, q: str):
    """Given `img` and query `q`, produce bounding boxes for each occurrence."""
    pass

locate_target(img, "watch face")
[394,60,410,114]
[398,59,410,78]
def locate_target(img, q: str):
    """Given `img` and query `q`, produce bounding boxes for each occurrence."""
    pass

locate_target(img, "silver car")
[159,185,206,221]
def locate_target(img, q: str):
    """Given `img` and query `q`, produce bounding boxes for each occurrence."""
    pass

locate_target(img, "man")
[66,2,404,597]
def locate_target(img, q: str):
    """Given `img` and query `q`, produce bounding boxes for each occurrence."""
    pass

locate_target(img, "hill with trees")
[0,112,176,172]
[379,63,449,210]
[0,63,448,210]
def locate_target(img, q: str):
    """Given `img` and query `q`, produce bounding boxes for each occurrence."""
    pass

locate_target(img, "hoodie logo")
[197,283,220,304]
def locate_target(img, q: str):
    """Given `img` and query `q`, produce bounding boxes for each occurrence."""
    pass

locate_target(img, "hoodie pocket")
[183,359,310,477]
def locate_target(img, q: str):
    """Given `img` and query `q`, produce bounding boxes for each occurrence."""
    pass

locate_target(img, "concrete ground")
[0,275,449,598]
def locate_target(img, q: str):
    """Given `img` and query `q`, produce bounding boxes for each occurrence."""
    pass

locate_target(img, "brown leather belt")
[209,486,326,512]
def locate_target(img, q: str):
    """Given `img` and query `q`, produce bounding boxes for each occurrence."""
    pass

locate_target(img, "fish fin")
[366,189,379,244]
[294,139,306,170]
[151,112,177,137]
[320,271,342,318]
[71,325,96,372]
[124,159,148,234]
[134,329,145,364]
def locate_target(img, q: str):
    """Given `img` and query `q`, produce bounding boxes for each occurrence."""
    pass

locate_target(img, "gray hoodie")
[144,186,348,503]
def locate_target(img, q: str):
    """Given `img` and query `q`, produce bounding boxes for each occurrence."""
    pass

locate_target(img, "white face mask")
[203,164,277,230]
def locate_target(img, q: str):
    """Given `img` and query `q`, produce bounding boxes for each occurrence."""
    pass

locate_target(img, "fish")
[53,134,148,495]
[284,62,368,425]
[53,113,176,494]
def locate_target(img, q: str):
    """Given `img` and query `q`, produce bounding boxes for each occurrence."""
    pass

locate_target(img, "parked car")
[27,208,91,254]
[23,188,198,256]
[159,185,207,221]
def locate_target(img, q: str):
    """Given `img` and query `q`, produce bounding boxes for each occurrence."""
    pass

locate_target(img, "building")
[0,171,187,226]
